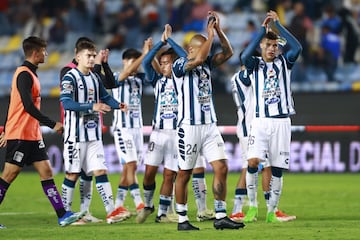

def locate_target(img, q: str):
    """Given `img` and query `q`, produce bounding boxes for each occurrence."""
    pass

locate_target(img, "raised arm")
[94,49,118,89]
[142,39,164,82]
[184,20,215,71]
[117,38,152,82]
[210,11,234,68]
[271,13,302,63]
[163,24,187,58]
[241,17,268,69]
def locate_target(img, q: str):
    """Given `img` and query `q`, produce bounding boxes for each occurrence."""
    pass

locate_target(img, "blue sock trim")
[248,166,258,174]
[235,188,247,195]
[80,170,92,181]
[271,167,283,177]
[177,211,187,216]
[159,198,171,206]
[95,175,109,183]
[129,183,139,190]
[63,178,76,188]
[215,209,227,213]
[118,185,128,190]
[192,172,205,178]
[143,183,156,191]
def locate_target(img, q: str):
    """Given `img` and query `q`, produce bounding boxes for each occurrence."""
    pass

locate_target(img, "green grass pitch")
[0,172,359,240]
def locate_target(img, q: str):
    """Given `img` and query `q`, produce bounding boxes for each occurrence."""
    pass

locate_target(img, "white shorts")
[247,117,291,169]
[239,136,270,169]
[145,128,178,172]
[63,140,107,175]
[194,155,206,169]
[177,123,227,170]
[113,128,143,165]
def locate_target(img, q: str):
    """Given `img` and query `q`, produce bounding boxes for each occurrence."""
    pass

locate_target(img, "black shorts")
[6,140,49,167]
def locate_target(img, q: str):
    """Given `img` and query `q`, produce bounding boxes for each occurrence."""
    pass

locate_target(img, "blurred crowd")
[0,0,359,94]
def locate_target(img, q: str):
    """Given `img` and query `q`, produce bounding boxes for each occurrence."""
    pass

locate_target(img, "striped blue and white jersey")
[231,69,254,137]
[249,55,295,118]
[151,76,179,130]
[172,56,217,125]
[112,73,146,129]
[60,68,103,142]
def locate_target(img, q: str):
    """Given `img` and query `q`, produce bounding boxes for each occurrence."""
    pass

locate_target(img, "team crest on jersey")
[160,87,178,114]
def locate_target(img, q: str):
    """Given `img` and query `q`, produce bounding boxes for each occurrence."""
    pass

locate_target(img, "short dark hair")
[75,37,93,49]
[160,48,178,62]
[264,31,279,40]
[22,36,47,58]
[122,48,141,60]
[75,41,96,53]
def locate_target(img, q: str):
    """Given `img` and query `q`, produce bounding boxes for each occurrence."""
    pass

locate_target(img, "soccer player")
[229,53,296,222]
[172,11,244,230]
[136,25,185,224]
[60,37,114,224]
[241,10,302,223]
[229,54,255,222]
[0,36,85,227]
[107,39,153,218]
[60,40,128,224]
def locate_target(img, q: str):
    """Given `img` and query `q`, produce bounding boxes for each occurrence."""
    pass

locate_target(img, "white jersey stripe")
[173,57,217,125]
[61,69,102,143]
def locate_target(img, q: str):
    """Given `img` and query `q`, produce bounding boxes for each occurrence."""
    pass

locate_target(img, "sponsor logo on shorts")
[148,142,155,151]
[280,151,290,156]
[13,151,24,163]
[125,140,133,149]
[38,140,45,148]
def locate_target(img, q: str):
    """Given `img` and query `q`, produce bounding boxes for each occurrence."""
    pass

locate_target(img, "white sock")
[129,184,143,208]
[95,179,115,214]
[158,195,171,216]
[176,203,188,223]
[115,186,128,208]
[268,175,282,213]
[232,189,247,214]
[192,176,207,212]
[61,179,75,212]
[214,200,227,219]
[167,187,176,214]
[79,177,92,212]
[143,189,154,208]
[246,170,258,207]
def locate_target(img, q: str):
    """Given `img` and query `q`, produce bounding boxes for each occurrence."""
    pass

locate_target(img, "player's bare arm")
[118,38,152,81]
[53,122,64,134]
[184,21,215,71]
[120,102,128,113]
[210,11,233,68]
